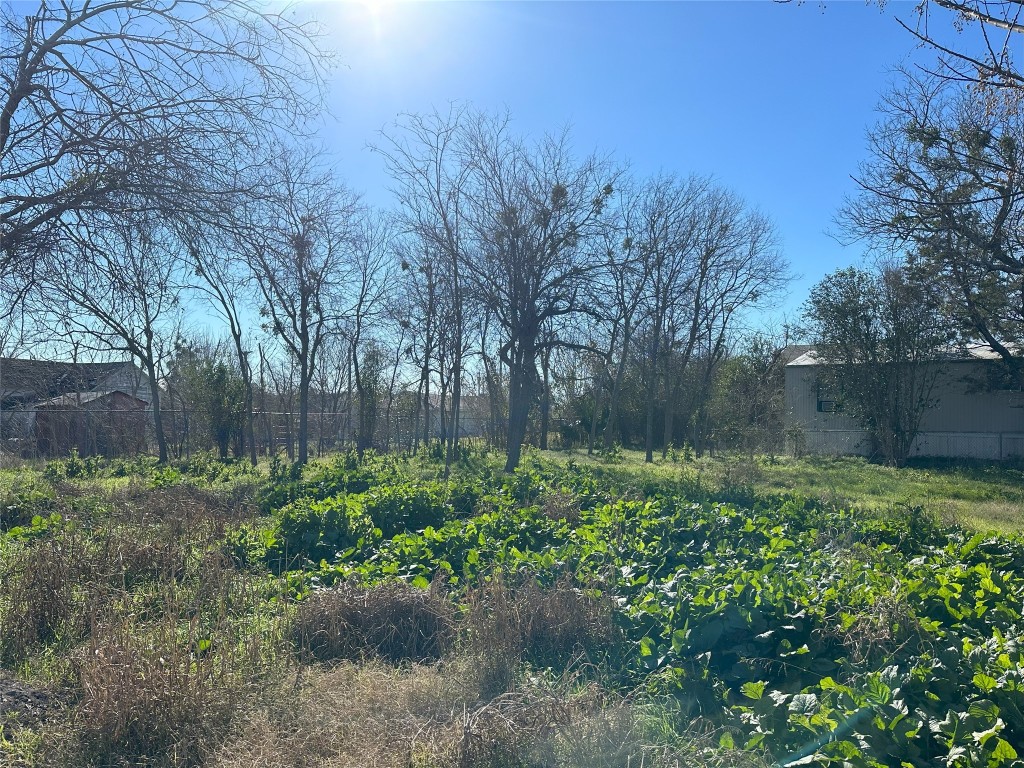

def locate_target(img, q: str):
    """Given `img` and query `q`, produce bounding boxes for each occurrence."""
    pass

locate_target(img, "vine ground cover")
[1,448,1023,767]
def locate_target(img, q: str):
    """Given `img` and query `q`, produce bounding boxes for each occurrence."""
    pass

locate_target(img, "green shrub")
[43,449,102,481]
[257,453,305,512]
[259,450,404,514]
[269,495,374,568]
[305,449,401,498]
[0,477,57,531]
[448,477,484,518]
[175,451,260,485]
[361,482,450,538]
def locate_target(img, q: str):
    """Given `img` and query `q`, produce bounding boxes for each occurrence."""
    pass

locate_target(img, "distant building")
[0,359,150,457]
[784,345,1024,461]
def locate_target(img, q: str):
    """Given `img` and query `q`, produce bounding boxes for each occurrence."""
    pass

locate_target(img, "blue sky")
[310,0,935,323]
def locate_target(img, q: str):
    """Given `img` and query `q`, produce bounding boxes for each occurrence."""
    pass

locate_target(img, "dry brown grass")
[73,620,237,763]
[56,565,285,768]
[540,490,582,525]
[210,661,766,768]
[0,478,279,768]
[0,479,260,668]
[108,482,256,542]
[209,661,470,768]
[0,530,92,666]
[462,572,619,698]
[289,580,457,664]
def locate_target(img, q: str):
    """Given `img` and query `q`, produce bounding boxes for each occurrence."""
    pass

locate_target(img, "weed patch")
[290,580,455,664]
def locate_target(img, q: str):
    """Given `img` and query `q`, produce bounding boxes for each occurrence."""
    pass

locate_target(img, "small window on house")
[816,380,840,413]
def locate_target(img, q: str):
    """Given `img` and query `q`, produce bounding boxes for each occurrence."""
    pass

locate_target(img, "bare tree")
[187,229,261,464]
[619,175,788,462]
[580,182,650,454]
[621,174,707,463]
[29,213,183,462]
[374,106,474,476]
[663,191,787,457]
[459,117,618,471]
[345,215,393,455]
[895,0,1022,93]
[393,244,441,452]
[311,334,352,453]
[776,0,1021,93]
[0,0,327,279]
[842,71,1024,383]
[243,151,362,465]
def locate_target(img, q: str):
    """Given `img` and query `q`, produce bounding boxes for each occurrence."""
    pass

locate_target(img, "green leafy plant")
[268,495,375,568]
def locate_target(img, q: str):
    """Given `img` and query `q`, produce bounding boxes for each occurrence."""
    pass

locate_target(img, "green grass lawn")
[548,448,1024,533]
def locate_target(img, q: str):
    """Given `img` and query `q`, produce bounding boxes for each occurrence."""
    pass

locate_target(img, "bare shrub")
[75,626,232,764]
[69,573,284,768]
[462,572,619,698]
[830,592,922,666]
[290,580,456,664]
[0,531,92,666]
[98,482,255,587]
[108,482,256,543]
[540,490,582,525]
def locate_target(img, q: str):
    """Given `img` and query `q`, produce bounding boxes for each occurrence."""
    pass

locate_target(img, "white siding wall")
[784,360,1024,460]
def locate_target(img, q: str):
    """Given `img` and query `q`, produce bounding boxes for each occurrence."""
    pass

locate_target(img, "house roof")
[34,390,148,409]
[780,345,816,364]
[0,358,138,407]
[787,344,1019,367]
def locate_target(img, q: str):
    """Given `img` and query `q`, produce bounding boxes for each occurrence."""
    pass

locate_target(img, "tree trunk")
[413,374,424,453]
[504,345,535,472]
[445,255,464,478]
[539,347,551,451]
[244,382,257,465]
[297,364,310,465]
[144,358,169,464]
[445,363,460,478]
[643,325,662,463]
[422,368,431,448]
[587,374,601,455]
[604,320,631,450]
[353,345,370,456]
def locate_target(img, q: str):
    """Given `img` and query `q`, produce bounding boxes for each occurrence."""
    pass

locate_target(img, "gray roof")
[787,344,1019,367]
[34,390,148,408]
[0,358,138,407]
[780,345,816,365]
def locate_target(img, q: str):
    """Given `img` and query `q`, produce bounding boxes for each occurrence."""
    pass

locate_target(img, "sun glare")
[354,0,396,40]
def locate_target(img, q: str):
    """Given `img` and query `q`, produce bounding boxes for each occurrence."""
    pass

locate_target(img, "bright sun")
[345,0,399,43]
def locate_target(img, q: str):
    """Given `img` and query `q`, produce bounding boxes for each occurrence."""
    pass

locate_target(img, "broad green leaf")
[788,693,818,715]
[741,681,767,700]
[973,673,999,693]
[990,738,1017,762]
